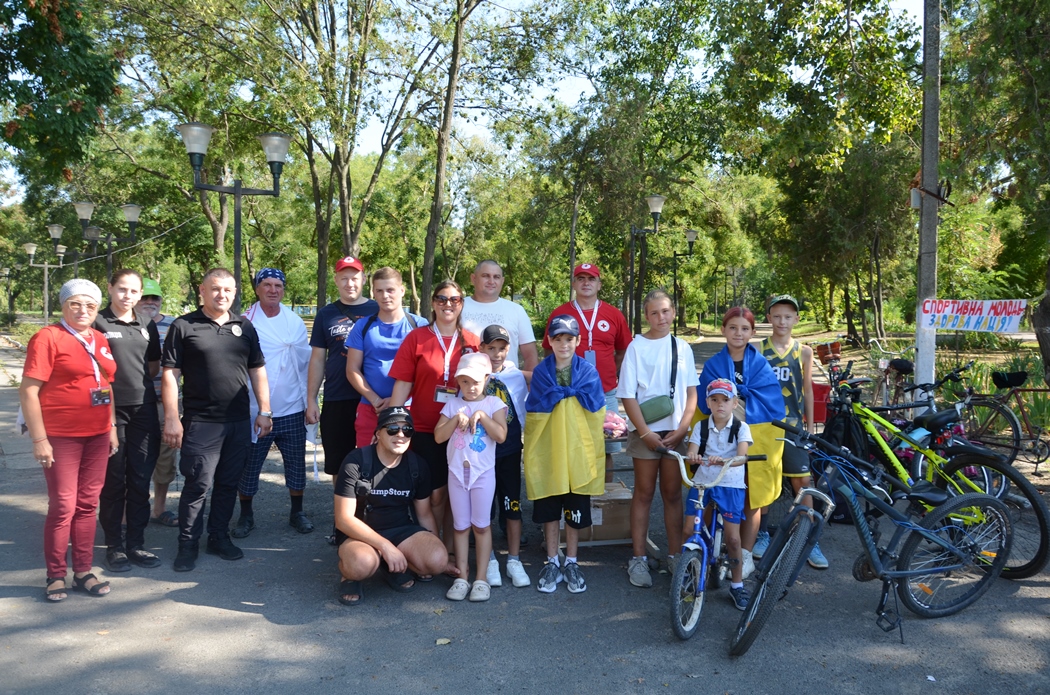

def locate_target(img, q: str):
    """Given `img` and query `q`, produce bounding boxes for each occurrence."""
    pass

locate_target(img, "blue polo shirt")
[343,312,428,400]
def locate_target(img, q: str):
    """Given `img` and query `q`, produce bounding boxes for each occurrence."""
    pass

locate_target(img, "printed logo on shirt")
[369,488,410,498]
[140,328,150,340]
[100,346,113,361]
[231,325,243,337]
[105,331,122,339]
[773,366,792,382]
[328,321,352,339]
[597,320,610,332]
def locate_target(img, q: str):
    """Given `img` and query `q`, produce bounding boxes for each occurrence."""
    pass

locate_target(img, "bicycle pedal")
[876,610,902,633]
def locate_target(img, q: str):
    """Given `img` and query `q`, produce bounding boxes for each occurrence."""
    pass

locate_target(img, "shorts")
[409,431,447,490]
[604,390,621,454]
[625,430,688,460]
[321,399,360,476]
[494,451,523,521]
[447,466,496,530]
[781,432,811,477]
[152,401,181,485]
[532,492,591,529]
[336,522,428,549]
[355,400,379,450]
[685,486,745,524]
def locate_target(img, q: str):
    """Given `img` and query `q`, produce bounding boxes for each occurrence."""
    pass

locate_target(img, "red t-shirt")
[23,324,118,437]
[388,326,480,432]
[542,301,632,392]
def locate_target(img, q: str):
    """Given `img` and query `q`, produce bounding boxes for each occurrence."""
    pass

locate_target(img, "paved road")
[1,339,1048,694]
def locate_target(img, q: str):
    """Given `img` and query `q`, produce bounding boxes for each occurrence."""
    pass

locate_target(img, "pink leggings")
[43,434,110,577]
[447,466,495,531]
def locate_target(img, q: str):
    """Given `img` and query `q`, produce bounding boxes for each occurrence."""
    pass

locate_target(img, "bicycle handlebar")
[867,339,917,358]
[655,446,767,491]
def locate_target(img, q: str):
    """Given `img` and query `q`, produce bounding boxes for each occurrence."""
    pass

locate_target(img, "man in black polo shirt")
[161,267,273,572]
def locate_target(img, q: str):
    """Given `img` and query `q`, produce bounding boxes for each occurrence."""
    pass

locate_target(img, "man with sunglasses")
[333,407,454,605]
[461,260,539,371]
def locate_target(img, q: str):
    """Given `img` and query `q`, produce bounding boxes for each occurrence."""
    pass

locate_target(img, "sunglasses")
[433,295,463,306]
[383,425,414,437]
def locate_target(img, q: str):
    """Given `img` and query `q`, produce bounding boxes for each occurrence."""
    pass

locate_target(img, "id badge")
[434,386,457,403]
[584,350,597,366]
[90,387,112,407]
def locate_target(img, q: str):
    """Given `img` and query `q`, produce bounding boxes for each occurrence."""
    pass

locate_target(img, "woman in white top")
[617,289,699,589]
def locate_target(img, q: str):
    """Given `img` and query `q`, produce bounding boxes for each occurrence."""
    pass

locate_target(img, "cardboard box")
[559,481,633,543]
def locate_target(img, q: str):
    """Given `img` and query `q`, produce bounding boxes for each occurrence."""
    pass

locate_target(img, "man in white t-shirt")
[460,260,539,371]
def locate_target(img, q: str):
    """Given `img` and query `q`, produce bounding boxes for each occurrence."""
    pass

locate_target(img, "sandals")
[72,573,110,596]
[338,579,363,606]
[384,571,416,593]
[414,572,434,583]
[469,580,490,602]
[45,576,67,602]
[150,511,179,527]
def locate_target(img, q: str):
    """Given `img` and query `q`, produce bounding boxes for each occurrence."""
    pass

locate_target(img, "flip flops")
[338,579,363,606]
[150,511,178,527]
[72,573,110,596]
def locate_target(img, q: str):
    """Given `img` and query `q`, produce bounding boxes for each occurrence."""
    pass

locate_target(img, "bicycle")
[728,419,1013,657]
[867,338,917,407]
[824,363,1050,579]
[962,370,1050,470]
[662,449,768,641]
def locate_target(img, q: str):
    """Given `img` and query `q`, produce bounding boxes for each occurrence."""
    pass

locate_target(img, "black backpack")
[353,445,420,522]
[359,311,419,342]
[696,417,742,456]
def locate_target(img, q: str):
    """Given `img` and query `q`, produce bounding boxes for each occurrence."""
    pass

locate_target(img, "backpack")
[360,310,419,344]
[696,417,742,456]
[353,445,420,522]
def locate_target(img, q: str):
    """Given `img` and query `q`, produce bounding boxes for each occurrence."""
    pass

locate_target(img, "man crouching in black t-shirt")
[334,407,458,605]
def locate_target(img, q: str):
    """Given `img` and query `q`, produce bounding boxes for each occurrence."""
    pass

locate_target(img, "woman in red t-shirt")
[390,280,480,550]
[20,279,119,601]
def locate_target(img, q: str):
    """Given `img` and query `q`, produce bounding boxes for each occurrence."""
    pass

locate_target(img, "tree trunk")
[306,132,335,310]
[335,144,355,256]
[855,271,870,344]
[1033,259,1050,385]
[843,284,859,346]
[871,231,886,338]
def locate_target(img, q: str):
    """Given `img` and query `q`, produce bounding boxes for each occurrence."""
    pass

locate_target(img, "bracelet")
[639,430,654,439]
[32,436,47,443]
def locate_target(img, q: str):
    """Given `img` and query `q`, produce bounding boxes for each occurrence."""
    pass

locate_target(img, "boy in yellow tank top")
[754,295,828,569]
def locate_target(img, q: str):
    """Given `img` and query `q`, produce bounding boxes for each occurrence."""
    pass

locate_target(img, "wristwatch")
[259,411,273,418]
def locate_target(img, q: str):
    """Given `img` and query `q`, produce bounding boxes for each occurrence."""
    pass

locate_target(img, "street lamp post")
[672,228,698,336]
[23,225,68,319]
[175,123,291,314]
[72,202,141,278]
[627,194,666,334]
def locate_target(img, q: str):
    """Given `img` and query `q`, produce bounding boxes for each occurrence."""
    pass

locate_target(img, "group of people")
[19,254,822,612]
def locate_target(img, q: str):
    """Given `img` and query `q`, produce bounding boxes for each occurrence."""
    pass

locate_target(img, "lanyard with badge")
[432,326,459,403]
[60,319,112,407]
[573,300,600,366]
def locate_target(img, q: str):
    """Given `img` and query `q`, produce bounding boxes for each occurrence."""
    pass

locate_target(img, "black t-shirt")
[94,307,162,406]
[334,446,431,538]
[733,359,747,405]
[309,299,379,402]
[161,308,266,422]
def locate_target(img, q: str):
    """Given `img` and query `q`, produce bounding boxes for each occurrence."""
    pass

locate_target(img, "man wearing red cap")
[307,256,379,492]
[542,263,632,459]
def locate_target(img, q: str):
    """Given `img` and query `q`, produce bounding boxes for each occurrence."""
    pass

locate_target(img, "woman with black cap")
[332,407,456,605]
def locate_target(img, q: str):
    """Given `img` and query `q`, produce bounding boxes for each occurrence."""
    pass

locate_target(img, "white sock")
[731,582,744,589]
[565,556,577,565]
[547,555,560,567]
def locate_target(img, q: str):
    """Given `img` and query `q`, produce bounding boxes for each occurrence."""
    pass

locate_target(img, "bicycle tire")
[961,398,1022,465]
[709,523,726,591]
[896,493,1012,618]
[728,514,812,657]
[670,549,704,640]
[937,455,1050,579]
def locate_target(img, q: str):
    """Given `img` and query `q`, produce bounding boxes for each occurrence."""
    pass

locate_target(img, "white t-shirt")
[461,297,536,366]
[616,333,699,433]
[244,302,311,418]
[495,361,528,430]
[688,416,753,489]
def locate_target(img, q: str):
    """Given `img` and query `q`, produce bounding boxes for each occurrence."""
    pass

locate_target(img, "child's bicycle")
[660,448,767,641]
[728,420,1013,656]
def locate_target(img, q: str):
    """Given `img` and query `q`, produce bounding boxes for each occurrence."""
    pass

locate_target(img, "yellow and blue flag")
[524,355,606,499]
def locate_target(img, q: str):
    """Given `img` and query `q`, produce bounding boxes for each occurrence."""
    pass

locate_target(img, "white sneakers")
[486,558,503,587]
[742,549,755,579]
[506,558,531,587]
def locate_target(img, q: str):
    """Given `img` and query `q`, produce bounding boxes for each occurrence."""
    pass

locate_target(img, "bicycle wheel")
[709,523,726,591]
[937,454,1050,579]
[896,493,1012,618]
[961,398,1022,465]
[728,514,812,656]
[670,549,704,640]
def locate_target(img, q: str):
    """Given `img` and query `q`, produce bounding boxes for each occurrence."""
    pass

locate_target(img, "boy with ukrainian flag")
[524,315,606,594]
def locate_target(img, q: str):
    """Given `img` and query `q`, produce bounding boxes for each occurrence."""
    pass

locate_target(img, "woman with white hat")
[20,278,120,601]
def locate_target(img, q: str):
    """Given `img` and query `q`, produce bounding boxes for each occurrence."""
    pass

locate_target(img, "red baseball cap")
[573,263,600,278]
[335,256,364,272]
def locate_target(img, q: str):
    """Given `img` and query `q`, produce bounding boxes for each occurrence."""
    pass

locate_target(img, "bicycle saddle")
[844,377,872,387]
[912,408,960,433]
[889,358,914,375]
[991,371,1027,389]
[904,480,950,507]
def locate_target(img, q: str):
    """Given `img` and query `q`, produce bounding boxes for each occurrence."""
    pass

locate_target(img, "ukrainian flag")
[524,355,607,499]
[697,344,786,509]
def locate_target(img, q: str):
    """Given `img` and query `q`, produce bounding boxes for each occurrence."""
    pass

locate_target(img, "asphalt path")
[1,340,1048,694]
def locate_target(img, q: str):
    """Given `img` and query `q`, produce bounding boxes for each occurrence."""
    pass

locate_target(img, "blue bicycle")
[661,448,767,641]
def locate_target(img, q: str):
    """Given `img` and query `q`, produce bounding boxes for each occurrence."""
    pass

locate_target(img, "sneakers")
[808,542,829,569]
[446,578,470,601]
[730,585,751,611]
[173,542,198,572]
[230,515,255,539]
[506,558,530,587]
[628,556,652,588]
[742,549,755,580]
[486,558,503,587]
[205,534,244,561]
[752,530,771,559]
[105,546,131,573]
[563,561,587,594]
[536,560,562,593]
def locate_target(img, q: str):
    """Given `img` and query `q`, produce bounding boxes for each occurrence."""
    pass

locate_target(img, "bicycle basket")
[816,342,842,365]
[991,371,1027,389]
